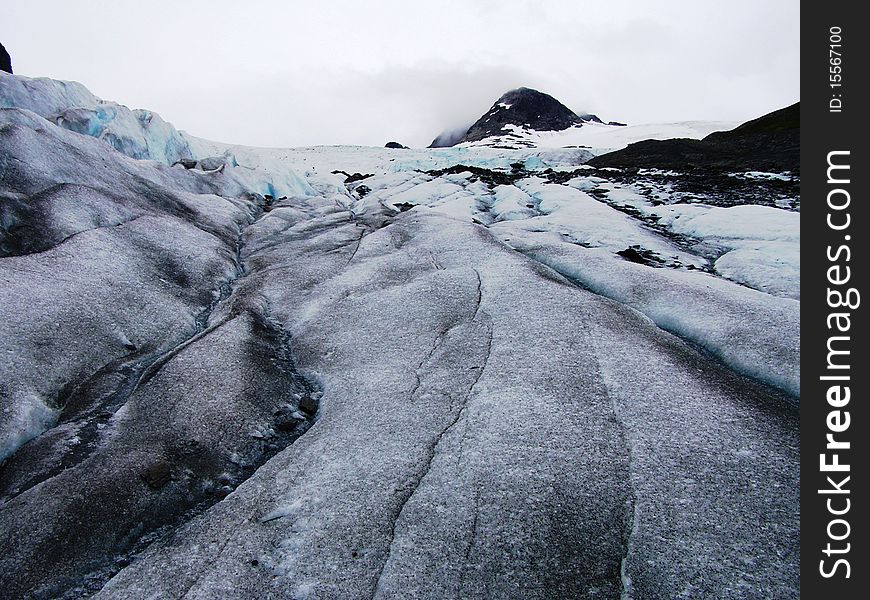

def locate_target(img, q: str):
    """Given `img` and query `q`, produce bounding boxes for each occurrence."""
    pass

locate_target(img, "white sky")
[2,0,799,148]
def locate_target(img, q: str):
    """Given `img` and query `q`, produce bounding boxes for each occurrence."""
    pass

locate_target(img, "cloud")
[152,63,546,148]
[2,0,799,147]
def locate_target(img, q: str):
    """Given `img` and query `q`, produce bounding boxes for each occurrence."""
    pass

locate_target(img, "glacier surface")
[0,72,799,599]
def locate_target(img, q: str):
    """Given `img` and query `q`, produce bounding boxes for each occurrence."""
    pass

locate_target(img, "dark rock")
[140,461,172,490]
[274,406,306,432]
[298,394,319,415]
[275,419,298,433]
[394,202,415,212]
[354,185,371,198]
[0,43,11,74]
[616,246,665,267]
[423,164,520,188]
[589,103,799,174]
[384,142,408,149]
[197,155,234,171]
[172,158,197,170]
[607,121,627,127]
[344,172,373,183]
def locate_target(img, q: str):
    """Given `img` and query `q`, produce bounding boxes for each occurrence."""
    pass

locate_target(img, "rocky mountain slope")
[589,103,800,173]
[1,72,799,599]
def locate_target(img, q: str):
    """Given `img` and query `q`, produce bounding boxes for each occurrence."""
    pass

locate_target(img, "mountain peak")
[430,87,602,147]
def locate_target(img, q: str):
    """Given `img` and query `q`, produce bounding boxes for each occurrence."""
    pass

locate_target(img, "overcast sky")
[3,0,799,148]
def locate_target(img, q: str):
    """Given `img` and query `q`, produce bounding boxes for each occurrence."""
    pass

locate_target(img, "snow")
[585,179,800,299]
[458,119,738,152]
[647,203,800,299]
[502,239,799,396]
[652,203,799,242]
[730,171,795,181]
[495,179,705,268]
[1,71,192,164]
[0,73,313,198]
[184,138,595,174]
[490,184,536,221]
[0,71,100,116]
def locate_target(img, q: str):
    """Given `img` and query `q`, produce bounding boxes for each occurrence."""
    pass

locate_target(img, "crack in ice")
[371,270,492,599]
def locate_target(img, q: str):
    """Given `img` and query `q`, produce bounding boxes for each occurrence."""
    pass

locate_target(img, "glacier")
[0,71,799,599]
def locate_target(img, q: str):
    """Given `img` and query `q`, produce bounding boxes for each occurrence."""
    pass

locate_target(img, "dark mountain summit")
[589,102,799,173]
[429,87,601,147]
[0,43,12,74]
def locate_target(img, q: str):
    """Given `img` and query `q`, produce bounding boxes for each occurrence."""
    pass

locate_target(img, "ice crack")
[371,270,492,599]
